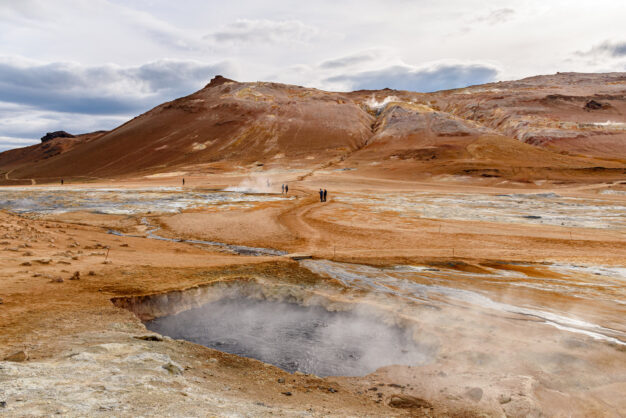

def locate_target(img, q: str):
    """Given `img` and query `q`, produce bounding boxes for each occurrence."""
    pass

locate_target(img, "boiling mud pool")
[146,296,431,377]
[0,187,289,215]
[141,258,624,381]
[336,192,626,229]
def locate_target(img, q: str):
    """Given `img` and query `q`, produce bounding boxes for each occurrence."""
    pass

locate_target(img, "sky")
[1,0,625,151]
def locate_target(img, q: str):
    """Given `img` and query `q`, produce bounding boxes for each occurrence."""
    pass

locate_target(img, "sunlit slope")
[426,72,626,160]
[1,76,374,181]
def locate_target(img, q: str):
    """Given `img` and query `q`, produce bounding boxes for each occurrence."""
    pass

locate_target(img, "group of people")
[319,188,328,202]
[281,184,289,194]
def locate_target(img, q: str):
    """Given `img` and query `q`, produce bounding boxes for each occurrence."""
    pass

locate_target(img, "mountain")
[1,73,625,185]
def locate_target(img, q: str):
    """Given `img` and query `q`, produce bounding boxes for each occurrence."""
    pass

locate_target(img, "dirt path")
[3,168,36,184]
[277,192,325,252]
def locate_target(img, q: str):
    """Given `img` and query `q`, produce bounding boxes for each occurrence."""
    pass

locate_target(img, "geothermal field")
[1,73,626,417]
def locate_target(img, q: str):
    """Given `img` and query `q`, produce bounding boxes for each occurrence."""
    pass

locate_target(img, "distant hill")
[1,72,625,184]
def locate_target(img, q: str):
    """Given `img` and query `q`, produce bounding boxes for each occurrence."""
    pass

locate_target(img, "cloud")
[319,51,380,69]
[325,61,499,92]
[577,41,626,57]
[0,0,204,53]
[0,100,128,151]
[475,8,515,25]
[0,136,39,152]
[0,109,126,151]
[0,104,126,137]
[0,56,236,150]
[205,19,318,44]
[0,57,236,115]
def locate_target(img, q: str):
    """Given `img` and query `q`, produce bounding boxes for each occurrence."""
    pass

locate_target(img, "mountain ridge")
[1,72,625,185]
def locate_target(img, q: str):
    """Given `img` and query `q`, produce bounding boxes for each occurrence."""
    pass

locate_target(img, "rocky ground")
[1,171,625,417]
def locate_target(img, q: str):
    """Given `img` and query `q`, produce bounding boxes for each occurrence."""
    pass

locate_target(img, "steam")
[365,95,399,111]
[224,176,275,193]
[146,293,434,377]
[590,121,626,129]
[301,259,626,344]
[0,187,287,215]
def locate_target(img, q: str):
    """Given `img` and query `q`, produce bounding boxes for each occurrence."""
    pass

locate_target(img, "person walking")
[182,178,185,186]
[323,189,327,202]
[319,189,324,202]
[61,179,64,185]
[282,184,285,194]
[285,184,288,194]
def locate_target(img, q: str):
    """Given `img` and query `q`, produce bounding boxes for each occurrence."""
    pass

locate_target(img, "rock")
[0,400,5,408]
[102,260,112,264]
[584,100,607,110]
[40,131,75,143]
[206,75,234,88]
[277,378,285,383]
[69,271,80,280]
[0,297,3,304]
[35,259,51,264]
[5,350,28,362]
[328,387,337,393]
[20,261,32,266]
[120,243,129,247]
[368,387,378,391]
[50,277,64,283]
[162,362,183,375]
[134,335,163,342]
[281,391,292,396]
[388,394,432,409]
[498,394,512,404]
[88,271,96,276]
[465,387,483,402]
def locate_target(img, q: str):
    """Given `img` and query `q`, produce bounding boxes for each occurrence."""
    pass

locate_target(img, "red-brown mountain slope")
[0,73,624,184]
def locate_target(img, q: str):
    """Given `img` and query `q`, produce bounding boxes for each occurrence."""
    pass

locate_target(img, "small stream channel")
[108,217,286,256]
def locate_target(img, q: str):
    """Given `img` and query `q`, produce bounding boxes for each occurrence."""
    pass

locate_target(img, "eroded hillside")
[1,72,625,185]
